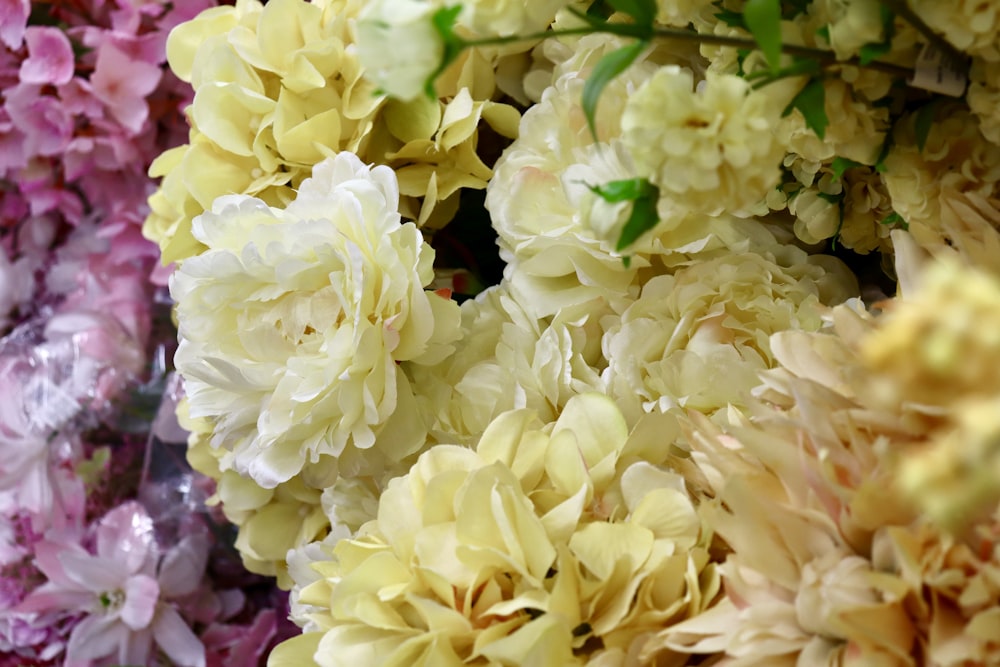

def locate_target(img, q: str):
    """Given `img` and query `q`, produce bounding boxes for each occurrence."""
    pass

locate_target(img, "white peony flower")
[171,152,461,488]
[355,0,446,101]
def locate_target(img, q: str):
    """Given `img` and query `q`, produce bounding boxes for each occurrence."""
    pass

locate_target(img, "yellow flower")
[602,249,856,425]
[171,153,460,489]
[145,0,521,266]
[407,283,606,446]
[622,67,785,217]
[276,394,718,666]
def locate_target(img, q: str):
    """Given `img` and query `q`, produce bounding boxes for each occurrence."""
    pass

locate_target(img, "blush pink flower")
[19,27,75,86]
[89,40,162,135]
[17,502,207,667]
[0,0,29,50]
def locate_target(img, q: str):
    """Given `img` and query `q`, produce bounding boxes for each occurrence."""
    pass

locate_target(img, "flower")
[355,0,445,102]
[275,393,718,666]
[171,152,461,489]
[601,248,857,425]
[18,27,75,86]
[407,282,606,446]
[17,502,206,667]
[621,67,785,217]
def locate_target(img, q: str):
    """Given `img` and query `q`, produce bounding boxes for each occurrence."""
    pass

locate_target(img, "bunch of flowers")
[1,0,298,664]
[147,0,1000,664]
[4,0,999,665]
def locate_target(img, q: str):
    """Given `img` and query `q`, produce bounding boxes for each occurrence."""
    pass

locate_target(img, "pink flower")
[19,27,75,86]
[89,40,162,135]
[201,610,278,667]
[0,0,29,50]
[18,502,207,667]
[3,84,74,157]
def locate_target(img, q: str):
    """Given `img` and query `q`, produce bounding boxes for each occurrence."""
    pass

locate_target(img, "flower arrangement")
[4,0,1000,665]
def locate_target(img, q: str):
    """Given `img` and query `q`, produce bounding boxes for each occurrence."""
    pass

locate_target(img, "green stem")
[461,24,912,79]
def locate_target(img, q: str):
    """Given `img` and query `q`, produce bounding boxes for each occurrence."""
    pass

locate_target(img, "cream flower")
[145,0,520,265]
[277,394,718,666]
[882,105,1000,242]
[601,248,857,426]
[488,65,787,319]
[355,0,444,101]
[407,283,606,446]
[171,153,460,489]
[622,67,785,217]
[910,0,1000,61]
[968,58,1000,145]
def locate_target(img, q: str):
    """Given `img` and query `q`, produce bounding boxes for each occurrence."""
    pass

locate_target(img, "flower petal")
[153,606,207,667]
[121,574,160,629]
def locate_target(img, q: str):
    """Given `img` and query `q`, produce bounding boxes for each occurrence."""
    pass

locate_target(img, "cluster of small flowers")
[0,0,216,334]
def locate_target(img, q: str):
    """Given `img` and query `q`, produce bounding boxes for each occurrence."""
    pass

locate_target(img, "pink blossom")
[3,84,74,157]
[0,0,29,50]
[202,610,278,667]
[19,27,75,86]
[89,41,162,135]
[18,503,207,667]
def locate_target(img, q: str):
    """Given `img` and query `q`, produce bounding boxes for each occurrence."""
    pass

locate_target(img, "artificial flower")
[355,0,445,102]
[171,152,461,489]
[277,393,718,666]
[602,248,856,426]
[622,67,785,217]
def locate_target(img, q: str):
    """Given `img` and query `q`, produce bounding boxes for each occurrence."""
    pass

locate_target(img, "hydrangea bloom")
[171,152,461,489]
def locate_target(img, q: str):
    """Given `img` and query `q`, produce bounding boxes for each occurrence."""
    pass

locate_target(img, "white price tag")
[908,42,969,97]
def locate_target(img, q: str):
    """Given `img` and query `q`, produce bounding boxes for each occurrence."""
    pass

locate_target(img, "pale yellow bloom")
[601,249,856,425]
[910,0,1000,61]
[171,154,460,489]
[145,0,520,265]
[407,283,606,446]
[277,394,718,666]
[622,67,786,217]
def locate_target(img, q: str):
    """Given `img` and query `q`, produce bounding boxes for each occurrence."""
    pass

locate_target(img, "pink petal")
[121,574,160,630]
[0,0,29,49]
[153,605,207,667]
[90,41,162,134]
[122,626,154,666]
[59,550,122,591]
[19,27,75,85]
[96,501,156,574]
[32,540,89,588]
[158,533,210,598]
[16,585,93,614]
[67,614,128,662]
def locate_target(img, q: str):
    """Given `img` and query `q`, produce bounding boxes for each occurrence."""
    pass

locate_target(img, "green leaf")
[616,186,660,251]
[858,6,894,65]
[582,40,647,142]
[880,211,903,226]
[587,177,656,203]
[608,0,656,26]
[425,6,466,98]
[713,0,746,29]
[744,0,783,72]
[588,178,661,253]
[815,24,830,43]
[782,77,828,139]
[830,156,863,181]
[586,0,615,20]
[913,99,940,153]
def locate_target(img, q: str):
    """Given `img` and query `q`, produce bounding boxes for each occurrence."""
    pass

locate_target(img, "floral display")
[5,0,1000,666]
